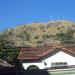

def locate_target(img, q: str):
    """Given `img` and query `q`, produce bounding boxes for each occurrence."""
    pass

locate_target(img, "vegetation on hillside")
[0,20,75,63]
[0,34,19,64]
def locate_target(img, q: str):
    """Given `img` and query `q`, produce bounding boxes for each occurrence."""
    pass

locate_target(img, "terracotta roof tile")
[18,44,75,60]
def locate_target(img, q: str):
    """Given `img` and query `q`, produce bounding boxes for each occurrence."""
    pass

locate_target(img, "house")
[18,44,75,70]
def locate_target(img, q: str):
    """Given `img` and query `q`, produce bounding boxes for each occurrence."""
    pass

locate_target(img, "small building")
[18,44,75,70]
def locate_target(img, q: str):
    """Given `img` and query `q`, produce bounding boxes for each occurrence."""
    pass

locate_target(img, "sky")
[0,0,75,31]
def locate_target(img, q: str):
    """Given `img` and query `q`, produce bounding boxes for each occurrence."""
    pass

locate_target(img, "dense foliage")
[0,34,19,64]
[56,30,75,44]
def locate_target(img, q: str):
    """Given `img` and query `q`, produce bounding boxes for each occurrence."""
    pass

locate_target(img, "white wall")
[22,51,75,70]
[22,62,44,70]
[43,51,75,68]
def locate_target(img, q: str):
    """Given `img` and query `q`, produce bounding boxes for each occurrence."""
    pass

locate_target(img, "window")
[51,62,67,67]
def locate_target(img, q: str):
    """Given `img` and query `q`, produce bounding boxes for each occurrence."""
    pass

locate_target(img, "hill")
[1,20,75,47]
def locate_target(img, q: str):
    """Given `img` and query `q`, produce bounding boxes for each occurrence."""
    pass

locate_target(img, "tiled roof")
[0,59,13,67]
[18,44,75,60]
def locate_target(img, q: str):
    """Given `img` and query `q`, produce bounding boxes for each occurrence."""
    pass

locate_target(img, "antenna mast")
[50,14,53,21]
[14,28,16,41]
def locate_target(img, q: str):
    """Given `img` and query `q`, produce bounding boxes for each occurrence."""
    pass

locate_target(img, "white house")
[18,44,75,70]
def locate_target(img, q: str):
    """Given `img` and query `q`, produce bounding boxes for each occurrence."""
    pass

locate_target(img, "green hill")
[0,20,75,63]
[1,20,75,47]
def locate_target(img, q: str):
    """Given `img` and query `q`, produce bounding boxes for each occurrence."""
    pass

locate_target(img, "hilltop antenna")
[57,16,60,21]
[62,16,65,20]
[50,14,53,21]
[14,27,16,41]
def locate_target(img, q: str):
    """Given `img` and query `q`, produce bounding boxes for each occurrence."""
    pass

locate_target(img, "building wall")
[43,51,75,68]
[22,62,44,70]
[22,51,75,70]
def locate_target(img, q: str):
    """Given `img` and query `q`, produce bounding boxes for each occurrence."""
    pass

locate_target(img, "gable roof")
[18,44,75,60]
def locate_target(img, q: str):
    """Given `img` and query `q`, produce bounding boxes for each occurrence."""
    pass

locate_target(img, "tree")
[0,34,19,64]
[56,32,75,44]
[22,30,30,41]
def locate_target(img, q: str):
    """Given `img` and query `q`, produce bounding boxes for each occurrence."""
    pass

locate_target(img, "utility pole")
[14,28,16,41]
[13,27,16,44]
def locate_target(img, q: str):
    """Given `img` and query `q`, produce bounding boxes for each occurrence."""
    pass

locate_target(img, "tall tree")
[0,34,19,64]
